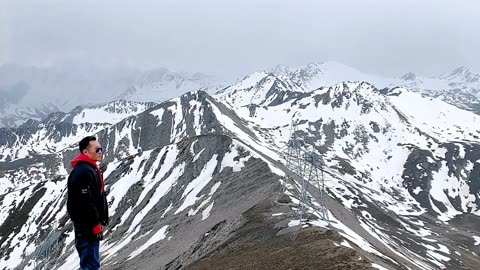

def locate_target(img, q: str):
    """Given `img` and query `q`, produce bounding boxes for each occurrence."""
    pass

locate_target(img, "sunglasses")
[95,147,103,153]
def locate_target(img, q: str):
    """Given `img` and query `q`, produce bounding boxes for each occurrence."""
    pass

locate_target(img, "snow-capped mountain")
[1,65,480,269]
[0,103,59,128]
[0,64,221,128]
[266,64,292,77]
[267,61,394,91]
[439,66,480,86]
[65,100,157,126]
[0,82,59,128]
[0,100,155,162]
[267,61,480,114]
[216,71,307,107]
[115,68,218,103]
[399,66,480,113]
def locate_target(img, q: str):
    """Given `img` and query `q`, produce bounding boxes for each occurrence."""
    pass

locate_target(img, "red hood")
[70,153,104,192]
[71,153,99,169]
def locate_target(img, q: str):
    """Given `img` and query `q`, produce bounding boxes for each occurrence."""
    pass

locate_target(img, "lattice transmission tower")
[284,122,329,224]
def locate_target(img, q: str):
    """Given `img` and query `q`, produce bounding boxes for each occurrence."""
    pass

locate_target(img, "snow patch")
[128,225,169,259]
[175,155,218,214]
[473,236,480,246]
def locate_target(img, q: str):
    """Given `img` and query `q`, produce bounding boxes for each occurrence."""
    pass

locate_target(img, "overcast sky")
[2,0,479,77]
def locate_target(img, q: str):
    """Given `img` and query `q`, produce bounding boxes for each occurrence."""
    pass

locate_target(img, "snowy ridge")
[0,103,59,128]
[399,67,480,114]
[0,100,155,162]
[0,121,110,162]
[289,62,391,90]
[438,66,480,85]
[268,61,480,114]
[385,87,480,142]
[69,100,157,125]
[216,71,307,108]
[264,61,396,91]
[115,68,217,103]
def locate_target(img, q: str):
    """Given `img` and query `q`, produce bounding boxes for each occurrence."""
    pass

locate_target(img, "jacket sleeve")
[100,191,110,226]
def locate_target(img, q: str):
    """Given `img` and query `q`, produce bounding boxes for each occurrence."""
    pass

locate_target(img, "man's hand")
[94,231,103,240]
[92,223,103,240]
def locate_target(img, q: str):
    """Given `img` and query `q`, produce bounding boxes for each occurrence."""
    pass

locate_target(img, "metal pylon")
[248,93,257,117]
[248,103,257,117]
[284,122,329,225]
[303,151,329,223]
[284,123,303,193]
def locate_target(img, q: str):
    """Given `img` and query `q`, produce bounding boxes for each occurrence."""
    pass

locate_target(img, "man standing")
[67,136,109,270]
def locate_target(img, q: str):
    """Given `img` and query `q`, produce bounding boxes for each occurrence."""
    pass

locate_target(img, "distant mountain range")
[0,64,221,128]
[2,62,480,128]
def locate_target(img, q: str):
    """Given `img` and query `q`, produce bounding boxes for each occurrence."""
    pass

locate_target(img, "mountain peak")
[265,61,357,80]
[289,62,376,90]
[306,81,389,115]
[305,61,355,71]
[136,68,180,86]
[216,71,307,107]
[267,64,292,77]
[451,66,470,75]
[329,81,379,95]
[400,72,416,81]
[439,66,480,83]
[191,72,214,83]
[233,71,271,90]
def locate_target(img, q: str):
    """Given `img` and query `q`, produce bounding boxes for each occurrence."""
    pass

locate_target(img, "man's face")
[83,140,103,161]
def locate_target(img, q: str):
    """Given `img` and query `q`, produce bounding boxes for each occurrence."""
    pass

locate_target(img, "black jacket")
[67,161,109,235]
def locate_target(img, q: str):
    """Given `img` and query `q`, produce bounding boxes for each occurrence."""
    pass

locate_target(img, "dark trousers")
[75,235,100,270]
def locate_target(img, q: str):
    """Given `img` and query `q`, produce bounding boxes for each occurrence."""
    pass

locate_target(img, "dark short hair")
[79,136,97,153]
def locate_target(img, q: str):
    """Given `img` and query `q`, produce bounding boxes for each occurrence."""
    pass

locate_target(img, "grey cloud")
[3,0,480,77]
